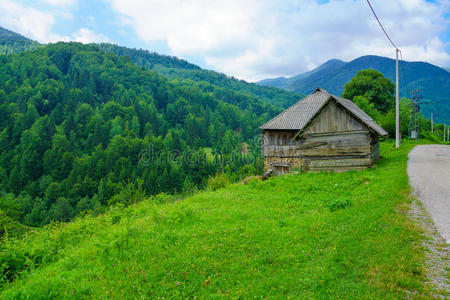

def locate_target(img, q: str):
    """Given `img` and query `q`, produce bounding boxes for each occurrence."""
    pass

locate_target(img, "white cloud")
[0,1,110,45]
[72,28,111,44]
[107,0,450,81]
[0,0,69,42]
[110,0,259,53]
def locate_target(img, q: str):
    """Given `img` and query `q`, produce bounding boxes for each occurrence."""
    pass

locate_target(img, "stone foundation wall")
[264,156,303,172]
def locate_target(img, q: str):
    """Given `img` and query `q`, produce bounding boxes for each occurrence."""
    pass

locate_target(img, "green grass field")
[0,141,434,298]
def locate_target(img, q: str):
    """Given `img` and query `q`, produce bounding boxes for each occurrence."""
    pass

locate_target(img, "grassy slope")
[0,141,432,298]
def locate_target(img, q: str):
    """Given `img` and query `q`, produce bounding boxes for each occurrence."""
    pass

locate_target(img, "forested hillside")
[95,43,302,108]
[0,26,40,55]
[0,42,281,231]
[259,55,450,123]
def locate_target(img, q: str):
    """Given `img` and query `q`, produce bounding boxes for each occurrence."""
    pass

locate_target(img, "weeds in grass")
[328,198,352,212]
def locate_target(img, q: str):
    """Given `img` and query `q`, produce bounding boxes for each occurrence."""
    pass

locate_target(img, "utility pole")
[445,124,447,142]
[444,124,445,142]
[409,89,421,139]
[395,49,400,148]
[431,113,434,133]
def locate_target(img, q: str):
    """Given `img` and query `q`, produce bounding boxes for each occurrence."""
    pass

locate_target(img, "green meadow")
[0,141,433,298]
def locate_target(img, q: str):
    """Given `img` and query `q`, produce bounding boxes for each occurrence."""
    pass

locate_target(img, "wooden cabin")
[259,88,388,174]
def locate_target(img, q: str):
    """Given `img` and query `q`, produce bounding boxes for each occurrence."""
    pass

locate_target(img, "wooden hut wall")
[303,101,366,134]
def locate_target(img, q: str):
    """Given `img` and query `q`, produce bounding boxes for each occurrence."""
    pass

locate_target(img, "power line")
[399,51,410,98]
[365,0,402,147]
[366,0,399,50]
[366,0,409,94]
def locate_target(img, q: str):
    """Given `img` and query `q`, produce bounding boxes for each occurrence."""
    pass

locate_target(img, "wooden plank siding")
[301,146,371,157]
[303,101,366,135]
[262,131,374,172]
[300,131,372,171]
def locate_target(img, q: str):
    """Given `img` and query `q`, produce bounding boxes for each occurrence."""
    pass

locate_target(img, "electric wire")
[366,0,411,99]
[366,0,399,50]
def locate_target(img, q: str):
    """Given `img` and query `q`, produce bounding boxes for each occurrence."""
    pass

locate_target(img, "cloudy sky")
[1,0,449,81]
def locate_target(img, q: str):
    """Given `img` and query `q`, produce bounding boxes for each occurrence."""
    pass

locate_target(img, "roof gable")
[259,88,387,136]
[298,100,366,136]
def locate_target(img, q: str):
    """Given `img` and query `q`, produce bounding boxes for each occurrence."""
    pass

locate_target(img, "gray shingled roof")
[259,88,388,136]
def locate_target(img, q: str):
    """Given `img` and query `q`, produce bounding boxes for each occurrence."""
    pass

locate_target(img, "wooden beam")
[301,146,370,157]
[295,142,327,150]
[304,130,369,137]
[309,158,372,168]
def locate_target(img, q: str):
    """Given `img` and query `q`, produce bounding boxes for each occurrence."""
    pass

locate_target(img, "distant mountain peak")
[0,26,40,55]
[0,26,30,41]
[257,54,450,124]
[323,58,345,64]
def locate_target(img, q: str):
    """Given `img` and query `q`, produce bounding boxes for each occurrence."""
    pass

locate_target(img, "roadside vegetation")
[0,140,436,298]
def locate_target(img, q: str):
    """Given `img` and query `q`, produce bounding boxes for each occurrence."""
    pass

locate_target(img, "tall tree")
[342,69,395,113]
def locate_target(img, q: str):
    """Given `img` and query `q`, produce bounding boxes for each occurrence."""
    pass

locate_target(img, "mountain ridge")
[1,26,448,122]
[0,26,301,110]
[0,26,40,55]
[258,55,450,123]
[95,43,302,108]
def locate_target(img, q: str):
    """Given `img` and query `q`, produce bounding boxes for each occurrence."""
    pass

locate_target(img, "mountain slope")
[0,27,301,109]
[0,42,282,228]
[259,55,450,123]
[95,43,302,108]
[0,26,40,55]
[94,43,201,71]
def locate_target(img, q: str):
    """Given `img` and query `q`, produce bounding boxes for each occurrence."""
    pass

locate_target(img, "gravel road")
[408,145,450,243]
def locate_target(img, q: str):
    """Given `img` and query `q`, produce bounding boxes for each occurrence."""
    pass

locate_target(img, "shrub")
[206,173,230,191]
[107,180,146,206]
[148,193,170,204]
